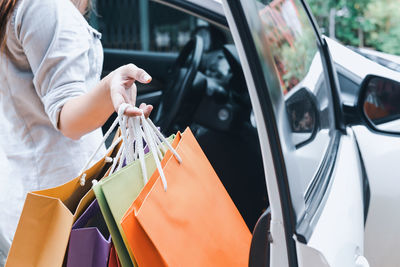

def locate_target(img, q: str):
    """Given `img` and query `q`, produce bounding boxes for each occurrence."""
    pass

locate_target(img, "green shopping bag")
[93,134,175,267]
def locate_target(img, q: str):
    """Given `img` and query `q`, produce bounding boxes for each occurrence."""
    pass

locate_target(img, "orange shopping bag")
[119,132,181,267]
[121,128,251,266]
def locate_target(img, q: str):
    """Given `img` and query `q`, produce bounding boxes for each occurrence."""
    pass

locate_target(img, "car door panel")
[352,125,400,267]
[103,49,177,78]
[222,0,366,266]
[222,2,295,264]
[296,240,330,267]
[304,131,365,266]
[102,49,178,97]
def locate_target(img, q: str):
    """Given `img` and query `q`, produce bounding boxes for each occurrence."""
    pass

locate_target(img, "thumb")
[138,70,152,84]
[123,64,152,84]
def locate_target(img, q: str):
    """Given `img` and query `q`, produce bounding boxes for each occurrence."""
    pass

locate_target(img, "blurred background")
[91,0,201,52]
[308,0,400,56]
[90,0,400,71]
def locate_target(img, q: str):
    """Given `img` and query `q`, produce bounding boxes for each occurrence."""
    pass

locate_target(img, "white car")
[97,0,400,266]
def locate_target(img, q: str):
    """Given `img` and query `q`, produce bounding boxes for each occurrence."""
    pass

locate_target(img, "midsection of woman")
[0,0,132,264]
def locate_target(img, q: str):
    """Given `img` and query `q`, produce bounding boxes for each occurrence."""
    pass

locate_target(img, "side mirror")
[358,75,400,134]
[286,87,320,148]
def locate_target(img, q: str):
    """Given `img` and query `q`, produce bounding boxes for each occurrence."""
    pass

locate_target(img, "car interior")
[95,0,269,231]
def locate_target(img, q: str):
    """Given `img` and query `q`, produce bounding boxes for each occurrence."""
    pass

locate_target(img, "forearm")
[57,64,153,140]
[58,76,114,140]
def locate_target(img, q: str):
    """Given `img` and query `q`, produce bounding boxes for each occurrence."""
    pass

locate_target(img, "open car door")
[222,0,368,266]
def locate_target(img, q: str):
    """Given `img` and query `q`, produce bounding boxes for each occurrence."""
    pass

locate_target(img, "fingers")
[123,64,152,84]
[139,103,153,118]
[124,106,142,116]
[123,103,153,117]
[111,91,126,115]
[128,83,137,107]
[110,64,152,116]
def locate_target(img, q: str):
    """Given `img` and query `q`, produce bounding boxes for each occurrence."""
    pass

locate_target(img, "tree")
[307,0,335,35]
[335,0,372,47]
[364,0,400,55]
[308,0,400,55]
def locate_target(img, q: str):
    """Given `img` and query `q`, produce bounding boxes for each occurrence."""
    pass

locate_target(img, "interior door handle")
[248,207,271,267]
[355,255,370,267]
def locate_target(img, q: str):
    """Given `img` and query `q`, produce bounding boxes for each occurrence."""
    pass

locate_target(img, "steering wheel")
[152,35,204,133]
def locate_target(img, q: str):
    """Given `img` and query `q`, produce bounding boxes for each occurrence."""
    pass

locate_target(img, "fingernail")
[143,74,152,82]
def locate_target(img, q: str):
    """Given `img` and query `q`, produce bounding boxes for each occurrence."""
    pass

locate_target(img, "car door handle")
[248,207,271,267]
[355,255,370,267]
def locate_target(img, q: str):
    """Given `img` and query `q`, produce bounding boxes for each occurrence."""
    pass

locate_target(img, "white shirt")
[0,0,105,263]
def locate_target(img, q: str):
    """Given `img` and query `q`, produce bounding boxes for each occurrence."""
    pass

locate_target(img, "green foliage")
[280,27,316,90]
[307,0,335,33]
[364,0,400,55]
[335,0,372,46]
[308,0,400,55]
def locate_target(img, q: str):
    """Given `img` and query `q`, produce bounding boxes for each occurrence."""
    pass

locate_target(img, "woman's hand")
[59,63,154,140]
[109,63,154,117]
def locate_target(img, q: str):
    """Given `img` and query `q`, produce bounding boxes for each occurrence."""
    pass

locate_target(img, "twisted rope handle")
[79,103,181,190]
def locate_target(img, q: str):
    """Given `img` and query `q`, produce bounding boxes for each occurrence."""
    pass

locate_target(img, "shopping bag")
[5,134,121,267]
[66,199,111,267]
[116,132,181,267]
[93,134,177,267]
[121,128,252,267]
[108,244,121,267]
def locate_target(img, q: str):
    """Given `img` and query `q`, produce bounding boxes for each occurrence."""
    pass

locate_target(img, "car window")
[92,0,207,52]
[240,0,337,216]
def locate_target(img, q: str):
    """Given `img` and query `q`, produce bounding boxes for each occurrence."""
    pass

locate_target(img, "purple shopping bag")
[66,199,111,267]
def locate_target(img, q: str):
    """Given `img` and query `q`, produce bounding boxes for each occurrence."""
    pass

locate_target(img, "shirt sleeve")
[15,0,91,129]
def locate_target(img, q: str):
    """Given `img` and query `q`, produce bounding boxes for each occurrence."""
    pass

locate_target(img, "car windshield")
[239,0,336,217]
